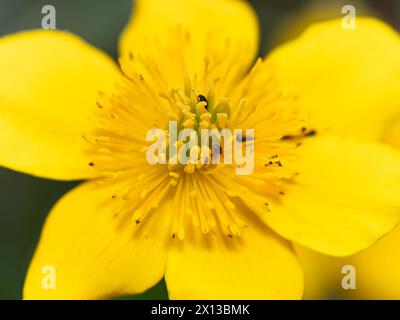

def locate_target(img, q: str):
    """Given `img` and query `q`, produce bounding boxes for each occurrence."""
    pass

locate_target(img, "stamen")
[84,41,310,241]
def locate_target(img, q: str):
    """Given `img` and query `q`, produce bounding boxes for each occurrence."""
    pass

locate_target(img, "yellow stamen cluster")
[163,84,231,175]
[83,53,314,241]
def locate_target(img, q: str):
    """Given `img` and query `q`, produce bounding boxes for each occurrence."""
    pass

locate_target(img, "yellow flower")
[0,0,399,299]
[268,15,400,299]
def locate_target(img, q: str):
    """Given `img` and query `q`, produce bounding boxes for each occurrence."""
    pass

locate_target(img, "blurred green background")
[0,0,398,300]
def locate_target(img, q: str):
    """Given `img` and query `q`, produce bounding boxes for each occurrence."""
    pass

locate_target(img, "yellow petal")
[383,116,400,149]
[339,120,400,299]
[293,244,345,299]
[165,215,303,299]
[343,225,400,299]
[119,0,259,88]
[295,226,400,300]
[23,181,172,299]
[264,136,400,257]
[291,114,400,300]
[268,18,400,142]
[0,30,119,180]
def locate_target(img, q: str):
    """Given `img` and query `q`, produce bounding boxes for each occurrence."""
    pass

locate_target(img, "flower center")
[84,53,315,240]
[151,82,254,175]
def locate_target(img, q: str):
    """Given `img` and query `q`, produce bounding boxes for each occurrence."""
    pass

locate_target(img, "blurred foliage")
[0,0,398,300]
[0,0,131,58]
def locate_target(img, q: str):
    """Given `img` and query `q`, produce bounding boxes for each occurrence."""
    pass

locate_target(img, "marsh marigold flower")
[0,0,399,299]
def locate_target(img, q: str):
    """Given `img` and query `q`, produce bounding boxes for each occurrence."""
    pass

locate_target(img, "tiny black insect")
[198,94,208,109]
[305,129,317,137]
